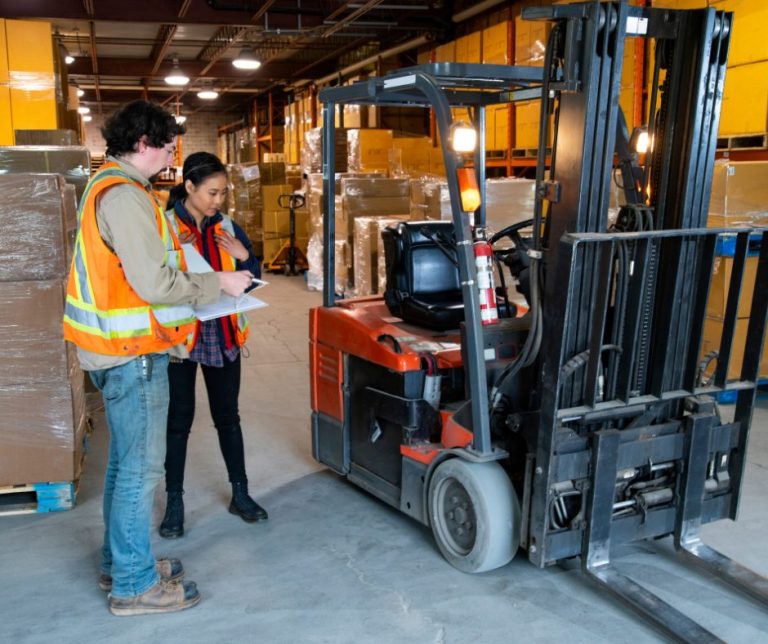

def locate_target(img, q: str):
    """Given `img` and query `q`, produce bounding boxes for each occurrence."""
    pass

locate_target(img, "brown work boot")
[99,558,185,592]
[108,578,201,616]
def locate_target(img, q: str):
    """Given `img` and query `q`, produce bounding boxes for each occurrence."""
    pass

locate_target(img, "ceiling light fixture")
[175,114,187,125]
[82,115,92,122]
[197,86,219,100]
[77,87,85,98]
[64,51,75,65]
[77,105,90,115]
[164,57,189,86]
[232,46,261,70]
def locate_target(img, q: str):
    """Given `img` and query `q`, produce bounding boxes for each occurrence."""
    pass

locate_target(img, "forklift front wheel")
[428,458,520,574]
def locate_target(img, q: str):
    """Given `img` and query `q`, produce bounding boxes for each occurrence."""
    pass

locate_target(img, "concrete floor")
[1,274,768,643]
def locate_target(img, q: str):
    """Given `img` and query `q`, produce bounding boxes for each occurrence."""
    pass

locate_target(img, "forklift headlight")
[451,121,477,153]
[631,126,651,154]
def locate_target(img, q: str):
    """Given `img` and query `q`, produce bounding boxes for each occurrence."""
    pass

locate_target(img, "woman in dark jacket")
[159,151,268,538]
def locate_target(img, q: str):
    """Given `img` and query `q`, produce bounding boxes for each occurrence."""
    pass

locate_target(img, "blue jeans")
[89,353,169,598]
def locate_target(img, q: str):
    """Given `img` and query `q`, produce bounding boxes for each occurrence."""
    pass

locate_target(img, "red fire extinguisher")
[473,230,499,325]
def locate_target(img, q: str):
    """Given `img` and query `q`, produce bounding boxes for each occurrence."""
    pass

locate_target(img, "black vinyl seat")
[381,221,465,331]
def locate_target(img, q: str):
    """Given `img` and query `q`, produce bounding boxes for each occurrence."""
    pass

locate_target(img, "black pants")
[164,355,247,491]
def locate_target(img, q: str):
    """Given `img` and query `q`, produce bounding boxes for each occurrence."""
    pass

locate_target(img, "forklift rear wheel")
[428,458,520,573]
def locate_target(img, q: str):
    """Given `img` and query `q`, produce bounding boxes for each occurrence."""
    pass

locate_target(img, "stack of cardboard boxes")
[0,174,87,488]
[226,162,287,258]
[701,160,768,380]
[0,146,91,202]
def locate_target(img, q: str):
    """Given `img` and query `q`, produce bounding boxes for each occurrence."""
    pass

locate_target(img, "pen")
[251,278,269,287]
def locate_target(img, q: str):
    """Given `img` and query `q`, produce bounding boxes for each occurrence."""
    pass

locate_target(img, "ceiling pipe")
[289,34,429,91]
[452,0,508,23]
[78,84,264,93]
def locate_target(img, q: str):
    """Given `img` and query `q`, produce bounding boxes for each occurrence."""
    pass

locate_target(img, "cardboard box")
[347,129,394,173]
[307,235,349,294]
[0,280,73,386]
[261,184,294,211]
[483,21,510,65]
[0,173,70,281]
[485,178,536,236]
[0,386,87,487]
[719,61,768,136]
[514,18,549,66]
[410,178,451,221]
[701,316,768,381]
[0,146,90,202]
[709,160,768,218]
[353,215,410,296]
[706,256,758,320]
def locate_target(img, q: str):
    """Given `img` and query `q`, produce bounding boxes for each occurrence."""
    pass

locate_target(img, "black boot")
[159,490,185,538]
[229,482,268,523]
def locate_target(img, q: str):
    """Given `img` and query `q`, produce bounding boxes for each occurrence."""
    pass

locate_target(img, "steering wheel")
[489,218,534,248]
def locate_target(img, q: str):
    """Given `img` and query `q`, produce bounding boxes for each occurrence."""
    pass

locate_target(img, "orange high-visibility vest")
[63,162,197,356]
[167,212,250,351]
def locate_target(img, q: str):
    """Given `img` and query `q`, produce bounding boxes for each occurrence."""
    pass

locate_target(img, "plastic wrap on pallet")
[306,233,348,295]
[708,160,768,226]
[0,280,74,386]
[226,162,263,226]
[347,129,393,173]
[15,129,78,146]
[342,177,410,217]
[0,377,86,487]
[0,173,71,281]
[0,146,90,202]
[302,127,348,175]
[410,176,450,221]
[483,178,536,243]
[308,192,346,241]
[353,215,411,296]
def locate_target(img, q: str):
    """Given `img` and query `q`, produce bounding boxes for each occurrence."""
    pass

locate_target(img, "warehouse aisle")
[1,275,768,643]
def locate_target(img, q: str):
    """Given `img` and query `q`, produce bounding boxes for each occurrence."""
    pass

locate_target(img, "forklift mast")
[311,2,768,639]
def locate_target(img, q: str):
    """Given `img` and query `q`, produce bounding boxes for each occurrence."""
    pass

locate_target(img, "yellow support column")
[6,19,57,132]
[0,20,14,145]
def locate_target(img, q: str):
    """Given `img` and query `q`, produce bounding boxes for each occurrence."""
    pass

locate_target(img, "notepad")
[194,293,268,322]
[182,244,269,320]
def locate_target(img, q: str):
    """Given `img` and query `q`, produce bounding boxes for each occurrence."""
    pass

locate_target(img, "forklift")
[309,1,768,639]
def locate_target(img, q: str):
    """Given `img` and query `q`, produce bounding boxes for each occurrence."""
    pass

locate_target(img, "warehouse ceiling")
[0,0,465,117]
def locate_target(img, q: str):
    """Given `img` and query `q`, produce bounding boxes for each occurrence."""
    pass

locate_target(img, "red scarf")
[189,218,236,352]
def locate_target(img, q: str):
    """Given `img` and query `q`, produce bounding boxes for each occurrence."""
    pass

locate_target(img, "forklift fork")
[581,421,768,643]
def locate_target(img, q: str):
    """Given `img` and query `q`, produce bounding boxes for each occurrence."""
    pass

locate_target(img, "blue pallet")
[715,232,763,258]
[716,380,768,404]
[0,481,75,516]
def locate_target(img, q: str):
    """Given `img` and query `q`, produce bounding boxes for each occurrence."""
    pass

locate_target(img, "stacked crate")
[0,174,87,491]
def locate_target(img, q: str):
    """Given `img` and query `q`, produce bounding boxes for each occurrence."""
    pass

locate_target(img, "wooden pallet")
[716,133,767,150]
[0,481,77,516]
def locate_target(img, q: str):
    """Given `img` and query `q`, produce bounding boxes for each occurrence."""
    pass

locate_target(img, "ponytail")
[166,182,187,211]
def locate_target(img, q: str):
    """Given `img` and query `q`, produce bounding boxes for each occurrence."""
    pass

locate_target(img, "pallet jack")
[264,192,308,274]
[309,2,768,640]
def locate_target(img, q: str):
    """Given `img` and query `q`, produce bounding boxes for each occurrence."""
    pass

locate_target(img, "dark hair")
[102,100,185,157]
[167,151,227,211]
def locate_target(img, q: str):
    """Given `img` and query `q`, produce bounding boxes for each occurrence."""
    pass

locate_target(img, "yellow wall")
[653,0,768,137]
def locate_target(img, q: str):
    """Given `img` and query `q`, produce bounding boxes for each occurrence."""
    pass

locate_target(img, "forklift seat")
[381,221,464,331]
